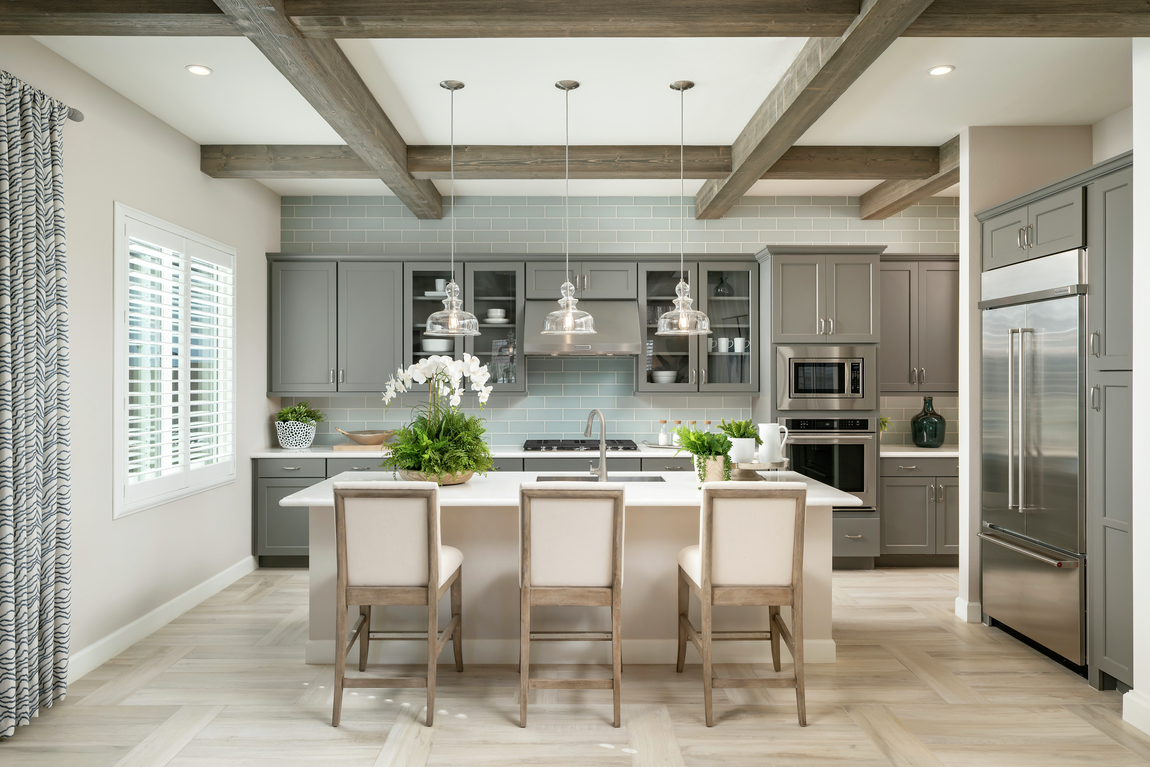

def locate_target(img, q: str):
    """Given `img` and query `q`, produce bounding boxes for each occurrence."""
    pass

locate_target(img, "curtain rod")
[67,107,83,122]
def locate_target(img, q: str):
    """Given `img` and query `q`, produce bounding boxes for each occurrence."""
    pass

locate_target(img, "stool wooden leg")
[333,601,347,727]
[676,568,688,674]
[519,586,530,728]
[358,605,371,672]
[451,569,464,672]
[426,596,438,726]
[768,605,782,673]
[611,586,622,728]
[701,598,713,727]
[794,601,806,727]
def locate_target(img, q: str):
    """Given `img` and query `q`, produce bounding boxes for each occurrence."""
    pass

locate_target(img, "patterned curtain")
[0,71,72,739]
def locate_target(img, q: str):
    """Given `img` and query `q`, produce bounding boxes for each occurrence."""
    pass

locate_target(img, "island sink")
[534,475,666,483]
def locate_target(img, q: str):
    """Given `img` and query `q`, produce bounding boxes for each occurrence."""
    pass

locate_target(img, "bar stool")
[518,482,626,728]
[676,481,808,727]
[332,481,463,728]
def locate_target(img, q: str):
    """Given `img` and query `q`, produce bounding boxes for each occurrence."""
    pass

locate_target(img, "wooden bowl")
[335,428,394,445]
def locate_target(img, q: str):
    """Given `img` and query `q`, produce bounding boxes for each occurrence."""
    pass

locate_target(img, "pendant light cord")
[680,85,685,283]
[450,87,455,276]
[565,87,570,279]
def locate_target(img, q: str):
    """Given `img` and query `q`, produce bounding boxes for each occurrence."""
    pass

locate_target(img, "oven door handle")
[786,435,874,444]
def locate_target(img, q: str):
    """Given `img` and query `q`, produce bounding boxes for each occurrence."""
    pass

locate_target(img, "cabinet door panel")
[269,261,337,393]
[1028,187,1084,259]
[638,263,699,392]
[981,207,1028,271]
[257,478,313,556]
[772,255,824,343]
[699,263,758,392]
[404,263,463,382]
[582,262,637,299]
[525,261,577,299]
[918,262,960,392]
[466,262,526,392]
[338,262,402,392]
[825,254,878,342]
[1087,167,1133,372]
[1087,370,1133,685]
[935,478,960,553]
[879,262,918,392]
[880,476,934,554]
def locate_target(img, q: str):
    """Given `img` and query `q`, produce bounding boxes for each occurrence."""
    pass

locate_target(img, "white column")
[1123,37,1150,736]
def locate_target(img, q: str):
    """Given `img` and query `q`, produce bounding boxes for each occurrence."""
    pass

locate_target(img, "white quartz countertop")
[251,444,687,460]
[879,445,959,458]
[279,469,862,509]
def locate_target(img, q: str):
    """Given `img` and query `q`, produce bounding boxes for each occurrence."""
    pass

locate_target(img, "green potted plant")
[381,354,495,485]
[716,418,762,464]
[674,425,733,484]
[274,401,326,449]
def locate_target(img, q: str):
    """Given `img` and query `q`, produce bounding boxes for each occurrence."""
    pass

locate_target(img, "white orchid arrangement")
[383,354,493,412]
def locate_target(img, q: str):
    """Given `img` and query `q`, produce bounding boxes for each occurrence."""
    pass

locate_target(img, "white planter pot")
[728,437,758,464]
[276,420,317,450]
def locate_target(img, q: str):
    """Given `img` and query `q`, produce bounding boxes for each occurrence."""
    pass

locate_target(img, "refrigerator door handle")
[978,532,1079,568]
[1018,328,1034,513]
[1007,328,1017,511]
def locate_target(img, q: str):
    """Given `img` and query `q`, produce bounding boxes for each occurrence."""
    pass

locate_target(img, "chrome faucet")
[584,409,608,482]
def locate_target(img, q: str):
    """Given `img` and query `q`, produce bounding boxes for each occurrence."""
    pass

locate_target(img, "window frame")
[112,203,238,518]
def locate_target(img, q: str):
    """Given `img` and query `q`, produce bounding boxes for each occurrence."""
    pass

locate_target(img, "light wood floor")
[4,567,1149,766]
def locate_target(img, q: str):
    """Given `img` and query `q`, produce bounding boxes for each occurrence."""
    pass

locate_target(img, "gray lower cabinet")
[879,259,959,394]
[879,458,959,555]
[525,261,637,300]
[256,478,314,557]
[641,456,693,472]
[771,252,879,344]
[1087,369,1133,687]
[981,186,1084,271]
[337,262,403,392]
[522,457,642,473]
[1087,167,1133,372]
[269,261,337,393]
[833,514,880,557]
[492,458,524,472]
[327,457,386,475]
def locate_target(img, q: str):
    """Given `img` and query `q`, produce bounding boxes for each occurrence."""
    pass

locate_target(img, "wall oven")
[783,418,877,511]
[776,345,876,411]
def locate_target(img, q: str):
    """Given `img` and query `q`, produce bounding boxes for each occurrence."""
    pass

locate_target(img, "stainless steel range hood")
[522,300,643,356]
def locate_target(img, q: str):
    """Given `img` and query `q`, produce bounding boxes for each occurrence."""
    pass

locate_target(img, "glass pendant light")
[542,80,595,335]
[426,80,480,337]
[656,80,711,337]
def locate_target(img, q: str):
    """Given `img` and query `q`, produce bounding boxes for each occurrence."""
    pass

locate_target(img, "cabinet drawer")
[492,458,524,472]
[326,457,388,476]
[257,458,326,478]
[833,516,880,557]
[523,457,642,473]
[641,457,693,472]
[880,457,958,478]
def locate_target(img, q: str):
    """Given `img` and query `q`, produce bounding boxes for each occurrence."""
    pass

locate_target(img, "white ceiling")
[33,34,1131,200]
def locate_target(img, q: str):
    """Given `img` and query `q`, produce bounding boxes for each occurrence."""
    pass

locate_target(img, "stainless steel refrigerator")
[980,250,1086,665]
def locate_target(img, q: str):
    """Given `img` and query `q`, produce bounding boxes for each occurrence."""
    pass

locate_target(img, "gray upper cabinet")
[771,255,824,343]
[404,262,464,377]
[1087,369,1133,687]
[981,187,1084,271]
[337,262,403,392]
[1087,167,1133,372]
[465,261,526,392]
[825,254,879,343]
[879,259,958,394]
[698,263,758,392]
[525,261,636,300]
[269,261,337,394]
[772,253,877,344]
[638,262,700,392]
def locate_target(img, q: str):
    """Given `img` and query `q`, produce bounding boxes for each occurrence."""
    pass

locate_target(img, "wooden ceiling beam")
[211,0,441,219]
[859,135,959,220]
[693,0,936,220]
[7,1,1149,37]
[201,144,941,180]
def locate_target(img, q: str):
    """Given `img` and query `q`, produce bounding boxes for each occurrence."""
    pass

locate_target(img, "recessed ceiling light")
[928,65,955,77]
[185,64,213,76]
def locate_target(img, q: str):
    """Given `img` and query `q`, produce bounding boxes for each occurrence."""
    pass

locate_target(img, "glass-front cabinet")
[464,262,525,392]
[698,263,757,392]
[637,261,757,393]
[403,262,464,389]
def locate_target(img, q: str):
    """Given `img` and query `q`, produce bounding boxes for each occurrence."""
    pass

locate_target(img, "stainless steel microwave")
[775,345,877,411]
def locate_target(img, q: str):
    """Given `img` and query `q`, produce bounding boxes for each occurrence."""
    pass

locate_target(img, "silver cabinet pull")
[1091,385,1101,411]
[701,368,707,385]
[665,465,686,471]
[828,317,834,335]
[912,367,918,384]
[898,465,917,470]
[929,484,935,502]
[329,369,335,384]
[1026,224,1033,247]
[690,368,695,384]
[1090,331,1101,357]
[351,466,370,471]
[818,318,825,334]
[921,367,926,384]
[338,369,345,383]
[282,466,301,471]
[1017,228,1024,249]
[844,534,863,540]
[584,272,591,291]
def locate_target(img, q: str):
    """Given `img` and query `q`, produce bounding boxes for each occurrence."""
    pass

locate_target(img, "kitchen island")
[280,470,860,666]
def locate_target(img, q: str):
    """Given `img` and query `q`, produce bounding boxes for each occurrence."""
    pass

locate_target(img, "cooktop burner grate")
[523,439,639,452]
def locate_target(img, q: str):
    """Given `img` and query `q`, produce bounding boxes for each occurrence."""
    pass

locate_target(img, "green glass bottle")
[911,396,946,448]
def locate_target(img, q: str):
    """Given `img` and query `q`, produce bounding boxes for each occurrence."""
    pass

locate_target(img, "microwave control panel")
[850,362,861,394]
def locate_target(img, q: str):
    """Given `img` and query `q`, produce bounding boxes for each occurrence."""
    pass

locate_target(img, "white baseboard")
[67,555,257,684]
[1124,688,1150,736]
[305,637,836,666]
[954,597,982,624]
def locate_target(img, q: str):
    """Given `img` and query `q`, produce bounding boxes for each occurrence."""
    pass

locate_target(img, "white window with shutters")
[113,203,237,518]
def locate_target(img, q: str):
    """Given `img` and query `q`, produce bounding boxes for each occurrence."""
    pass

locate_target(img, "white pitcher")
[757,422,789,464]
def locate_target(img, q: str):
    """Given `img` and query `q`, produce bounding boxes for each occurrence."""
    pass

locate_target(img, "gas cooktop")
[523,439,639,452]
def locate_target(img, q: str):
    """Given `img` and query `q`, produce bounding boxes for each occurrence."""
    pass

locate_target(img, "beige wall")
[0,38,280,658]
[956,126,1093,622]
[1093,106,1134,164]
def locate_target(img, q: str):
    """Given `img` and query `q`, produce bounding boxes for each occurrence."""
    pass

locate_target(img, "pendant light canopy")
[542,80,596,336]
[426,79,480,337]
[656,80,711,337]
